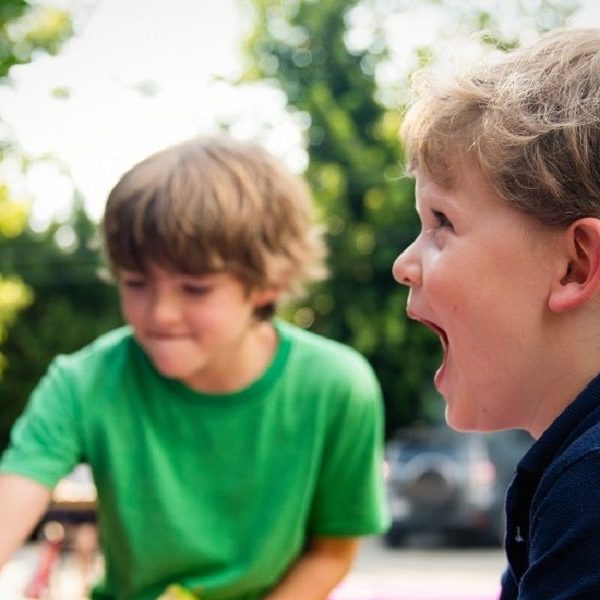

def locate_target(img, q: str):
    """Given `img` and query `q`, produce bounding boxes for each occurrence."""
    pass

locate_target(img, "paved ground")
[333,536,504,599]
[0,534,505,599]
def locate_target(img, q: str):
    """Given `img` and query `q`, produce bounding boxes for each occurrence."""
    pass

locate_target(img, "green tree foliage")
[0,0,73,380]
[0,200,121,453]
[243,0,577,435]
[243,0,441,435]
[0,0,72,79]
[0,183,32,375]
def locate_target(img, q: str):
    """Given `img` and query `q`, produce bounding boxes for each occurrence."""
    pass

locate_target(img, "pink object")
[23,539,63,599]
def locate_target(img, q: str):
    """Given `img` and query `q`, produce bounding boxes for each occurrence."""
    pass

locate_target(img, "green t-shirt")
[1,320,388,600]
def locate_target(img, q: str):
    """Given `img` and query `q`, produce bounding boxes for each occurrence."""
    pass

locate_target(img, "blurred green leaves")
[0,183,31,377]
[0,200,121,452]
[0,1,73,382]
[0,0,72,79]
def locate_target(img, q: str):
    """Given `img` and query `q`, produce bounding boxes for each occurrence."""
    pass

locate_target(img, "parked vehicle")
[384,426,533,546]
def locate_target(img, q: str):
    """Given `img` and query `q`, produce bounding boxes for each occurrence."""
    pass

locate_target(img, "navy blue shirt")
[501,373,600,599]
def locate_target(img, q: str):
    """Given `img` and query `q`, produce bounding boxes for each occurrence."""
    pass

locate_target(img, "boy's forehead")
[415,171,454,206]
[416,172,444,197]
[414,165,500,212]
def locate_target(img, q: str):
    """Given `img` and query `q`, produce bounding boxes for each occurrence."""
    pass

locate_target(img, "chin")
[446,408,506,433]
[156,369,184,381]
[445,403,482,433]
[445,419,477,433]
[151,361,190,380]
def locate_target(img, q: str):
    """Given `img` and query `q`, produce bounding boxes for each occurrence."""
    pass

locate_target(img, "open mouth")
[406,309,449,382]
[421,319,449,354]
[418,319,449,389]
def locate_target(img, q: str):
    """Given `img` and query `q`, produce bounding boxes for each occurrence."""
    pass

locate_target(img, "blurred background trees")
[0,0,120,452]
[0,200,121,452]
[0,186,31,377]
[0,0,581,453]
[0,0,72,382]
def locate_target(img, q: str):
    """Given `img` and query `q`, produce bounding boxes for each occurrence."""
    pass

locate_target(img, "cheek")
[184,301,228,331]
[427,252,500,321]
[119,294,144,324]
[424,261,466,312]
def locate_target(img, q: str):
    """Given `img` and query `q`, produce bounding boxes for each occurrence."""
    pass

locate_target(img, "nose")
[149,290,181,326]
[392,241,422,287]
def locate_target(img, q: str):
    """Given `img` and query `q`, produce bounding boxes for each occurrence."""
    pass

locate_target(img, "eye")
[432,210,453,230]
[182,283,212,296]
[121,277,147,289]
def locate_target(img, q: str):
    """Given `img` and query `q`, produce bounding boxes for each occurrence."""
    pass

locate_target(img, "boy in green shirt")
[0,136,388,599]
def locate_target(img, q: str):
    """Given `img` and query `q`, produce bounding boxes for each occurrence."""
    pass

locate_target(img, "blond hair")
[102,136,327,313]
[402,28,600,226]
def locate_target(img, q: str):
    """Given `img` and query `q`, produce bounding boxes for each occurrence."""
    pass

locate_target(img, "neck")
[527,313,600,438]
[186,320,279,394]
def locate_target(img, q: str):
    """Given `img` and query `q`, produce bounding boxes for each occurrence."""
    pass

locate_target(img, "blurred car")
[384,426,533,546]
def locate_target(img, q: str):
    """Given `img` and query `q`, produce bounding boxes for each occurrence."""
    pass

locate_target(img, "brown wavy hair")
[102,136,327,316]
[402,28,600,227]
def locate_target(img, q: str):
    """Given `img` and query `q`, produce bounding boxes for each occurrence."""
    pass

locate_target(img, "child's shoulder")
[276,320,382,412]
[35,327,138,401]
[276,319,378,383]
[540,418,600,494]
[559,421,600,466]
[54,326,135,372]
[279,319,363,358]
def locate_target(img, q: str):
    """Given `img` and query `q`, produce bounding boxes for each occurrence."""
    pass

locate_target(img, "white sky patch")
[1,0,249,224]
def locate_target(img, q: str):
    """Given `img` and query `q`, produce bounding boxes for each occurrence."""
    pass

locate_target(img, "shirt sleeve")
[517,451,600,598]
[0,356,84,488]
[308,357,390,537]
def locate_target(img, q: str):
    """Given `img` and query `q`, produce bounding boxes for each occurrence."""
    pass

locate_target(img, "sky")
[1,0,299,226]
[2,0,600,228]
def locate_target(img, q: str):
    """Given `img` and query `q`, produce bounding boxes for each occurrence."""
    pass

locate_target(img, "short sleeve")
[0,357,84,488]
[308,359,390,537]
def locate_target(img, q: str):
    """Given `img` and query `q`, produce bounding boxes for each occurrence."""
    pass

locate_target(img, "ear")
[548,218,600,313]
[253,286,283,308]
